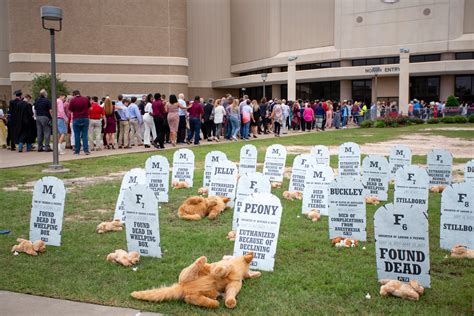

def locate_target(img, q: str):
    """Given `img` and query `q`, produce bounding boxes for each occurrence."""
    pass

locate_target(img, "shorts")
[58,118,67,134]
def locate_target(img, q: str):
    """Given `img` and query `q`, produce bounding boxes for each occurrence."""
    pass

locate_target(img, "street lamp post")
[261,73,268,100]
[241,87,246,98]
[41,6,64,171]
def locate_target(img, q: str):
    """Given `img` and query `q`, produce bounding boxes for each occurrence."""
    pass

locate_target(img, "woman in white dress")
[143,94,157,148]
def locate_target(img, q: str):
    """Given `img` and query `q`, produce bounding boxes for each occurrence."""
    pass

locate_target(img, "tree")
[445,95,460,107]
[31,73,70,100]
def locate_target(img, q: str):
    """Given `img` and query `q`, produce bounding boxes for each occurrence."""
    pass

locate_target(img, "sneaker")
[85,151,91,155]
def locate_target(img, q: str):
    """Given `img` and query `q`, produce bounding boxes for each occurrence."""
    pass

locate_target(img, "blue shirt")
[128,103,142,124]
[115,101,129,120]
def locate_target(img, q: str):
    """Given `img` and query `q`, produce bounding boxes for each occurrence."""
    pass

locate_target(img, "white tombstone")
[374,203,431,288]
[288,154,313,193]
[389,145,412,181]
[203,151,228,189]
[302,164,334,216]
[338,142,361,178]
[263,144,287,182]
[233,193,282,271]
[208,160,238,208]
[114,168,147,222]
[172,148,195,187]
[465,159,474,184]
[328,177,366,241]
[394,165,429,212]
[232,172,271,230]
[311,145,330,166]
[124,184,162,258]
[145,155,170,203]
[427,149,453,187]
[362,155,389,201]
[440,182,474,250]
[239,144,258,175]
[29,176,66,246]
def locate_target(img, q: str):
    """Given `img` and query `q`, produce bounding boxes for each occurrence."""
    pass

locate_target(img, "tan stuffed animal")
[227,230,236,241]
[96,219,124,234]
[107,249,140,267]
[11,238,46,256]
[305,209,321,222]
[379,279,424,301]
[178,195,231,220]
[450,245,474,259]
[365,196,380,205]
[173,181,189,189]
[131,252,261,309]
[271,182,282,189]
[430,185,446,193]
[331,237,359,248]
[282,191,303,201]
[197,187,208,195]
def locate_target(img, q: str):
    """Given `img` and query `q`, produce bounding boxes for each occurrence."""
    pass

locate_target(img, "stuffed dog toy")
[11,238,46,256]
[331,237,359,248]
[107,249,140,267]
[173,181,189,189]
[197,187,209,195]
[96,219,124,234]
[379,279,424,301]
[305,209,321,222]
[178,196,231,220]
[365,196,380,205]
[451,245,474,259]
[283,191,303,201]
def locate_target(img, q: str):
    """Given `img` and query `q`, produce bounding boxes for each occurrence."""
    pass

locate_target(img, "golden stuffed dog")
[379,279,424,301]
[107,249,140,266]
[450,245,474,259]
[96,219,124,234]
[305,209,321,222]
[430,185,446,193]
[226,230,236,241]
[365,196,380,205]
[282,191,303,201]
[271,182,282,189]
[131,252,261,309]
[178,196,231,220]
[11,238,46,256]
[197,187,209,195]
[331,237,359,248]
[173,181,189,189]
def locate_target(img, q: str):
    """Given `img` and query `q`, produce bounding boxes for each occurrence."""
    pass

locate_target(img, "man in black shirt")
[34,89,52,152]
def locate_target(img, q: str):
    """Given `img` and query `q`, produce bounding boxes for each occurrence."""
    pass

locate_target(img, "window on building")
[241,86,272,101]
[409,76,440,102]
[296,61,340,71]
[352,79,372,104]
[409,54,441,63]
[352,56,399,66]
[455,75,474,103]
[240,68,272,77]
[455,52,474,60]
[294,81,340,102]
[281,66,288,72]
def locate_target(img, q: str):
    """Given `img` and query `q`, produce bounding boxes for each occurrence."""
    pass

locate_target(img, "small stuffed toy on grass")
[178,196,231,220]
[379,279,424,301]
[271,182,282,189]
[365,196,380,205]
[11,238,46,256]
[107,249,140,267]
[304,209,321,222]
[197,187,208,195]
[96,219,124,234]
[450,245,474,259]
[282,191,303,201]
[331,237,359,248]
[430,185,446,193]
[227,230,236,241]
[172,181,189,189]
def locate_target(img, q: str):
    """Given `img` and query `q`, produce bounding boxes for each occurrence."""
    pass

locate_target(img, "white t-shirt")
[213,105,226,124]
[144,102,153,114]
[178,99,187,116]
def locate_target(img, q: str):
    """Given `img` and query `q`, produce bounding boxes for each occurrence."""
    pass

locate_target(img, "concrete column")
[287,59,297,101]
[398,51,410,114]
[272,84,281,99]
[340,80,352,101]
[440,75,455,102]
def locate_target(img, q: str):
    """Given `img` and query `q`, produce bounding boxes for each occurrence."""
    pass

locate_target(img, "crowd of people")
[0,90,471,154]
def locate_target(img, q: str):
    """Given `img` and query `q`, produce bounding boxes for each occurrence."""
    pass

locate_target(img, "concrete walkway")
[0,291,161,316]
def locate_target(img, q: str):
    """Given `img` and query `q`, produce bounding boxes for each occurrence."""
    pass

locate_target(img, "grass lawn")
[0,124,473,315]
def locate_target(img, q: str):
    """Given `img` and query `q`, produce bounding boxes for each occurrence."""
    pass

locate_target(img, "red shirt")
[152,100,166,118]
[188,102,204,119]
[69,96,90,120]
[89,102,105,119]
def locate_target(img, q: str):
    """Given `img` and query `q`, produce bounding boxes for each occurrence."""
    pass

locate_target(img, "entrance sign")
[263,144,287,182]
[114,168,147,222]
[389,145,412,181]
[203,151,228,188]
[208,160,238,208]
[288,154,313,193]
[374,203,430,288]
[427,149,453,186]
[172,149,195,187]
[338,142,361,178]
[362,155,389,201]
[233,193,283,271]
[302,165,334,216]
[29,176,66,246]
[145,155,170,203]
[394,166,429,212]
[239,144,258,174]
[124,184,162,258]
[440,182,473,250]
[311,145,330,166]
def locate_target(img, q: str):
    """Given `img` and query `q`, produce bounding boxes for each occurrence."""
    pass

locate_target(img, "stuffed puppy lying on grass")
[451,245,474,259]
[173,181,189,189]
[379,279,424,301]
[107,249,140,267]
[178,196,231,220]
[131,252,261,309]
[96,219,124,234]
[11,238,46,256]
[282,191,302,201]
[331,237,359,248]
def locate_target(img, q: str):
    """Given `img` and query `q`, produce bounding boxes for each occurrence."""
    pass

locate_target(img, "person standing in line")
[303,102,314,132]
[177,93,188,144]
[116,98,131,149]
[186,96,204,145]
[128,96,143,147]
[325,101,333,129]
[34,89,52,152]
[228,98,241,141]
[166,94,180,146]
[271,100,283,137]
[239,95,249,137]
[8,90,24,151]
[24,94,37,148]
[56,94,68,154]
[281,99,290,134]
[69,90,91,155]
[202,98,214,141]
[13,92,34,152]
[161,94,170,144]
[250,99,260,138]
[314,101,326,131]
[241,99,253,140]
[259,98,268,134]
[291,100,301,131]
[333,104,341,129]
[152,93,166,149]
[142,94,157,148]
[213,98,225,142]
[341,101,348,129]
[88,96,105,151]
[103,97,116,149]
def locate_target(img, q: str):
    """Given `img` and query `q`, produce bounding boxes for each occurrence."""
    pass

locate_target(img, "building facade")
[1,0,473,113]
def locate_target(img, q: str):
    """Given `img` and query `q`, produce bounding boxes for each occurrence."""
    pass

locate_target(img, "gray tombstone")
[239,144,258,174]
[389,145,412,181]
[232,172,271,230]
[233,193,283,271]
[394,165,429,212]
[263,144,287,182]
[427,149,453,187]
[440,182,473,250]
[362,155,389,201]
[145,155,170,203]
[302,164,334,216]
[124,184,162,258]
[172,148,195,187]
[311,145,330,166]
[203,151,228,188]
[338,142,361,178]
[374,203,431,288]
[289,154,313,193]
[464,159,474,185]
[328,177,366,241]
[114,168,147,222]
[208,160,238,208]
[29,176,66,246]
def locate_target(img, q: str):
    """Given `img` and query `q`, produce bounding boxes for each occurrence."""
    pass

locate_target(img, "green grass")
[0,124,473,315]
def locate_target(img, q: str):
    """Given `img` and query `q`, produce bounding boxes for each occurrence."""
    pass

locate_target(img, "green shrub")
[375,120,386,128]
[408,117,424,125]
[427,118,439,124]
[445,95,460,107]
[390,122,399,128]
[453,116,467,123]
[468,114,474,123]
[360,120,374,128]
[31,73,70,100]
[441,117,455,124]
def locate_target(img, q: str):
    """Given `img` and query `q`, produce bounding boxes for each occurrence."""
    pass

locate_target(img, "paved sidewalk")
[0,291,161,316]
